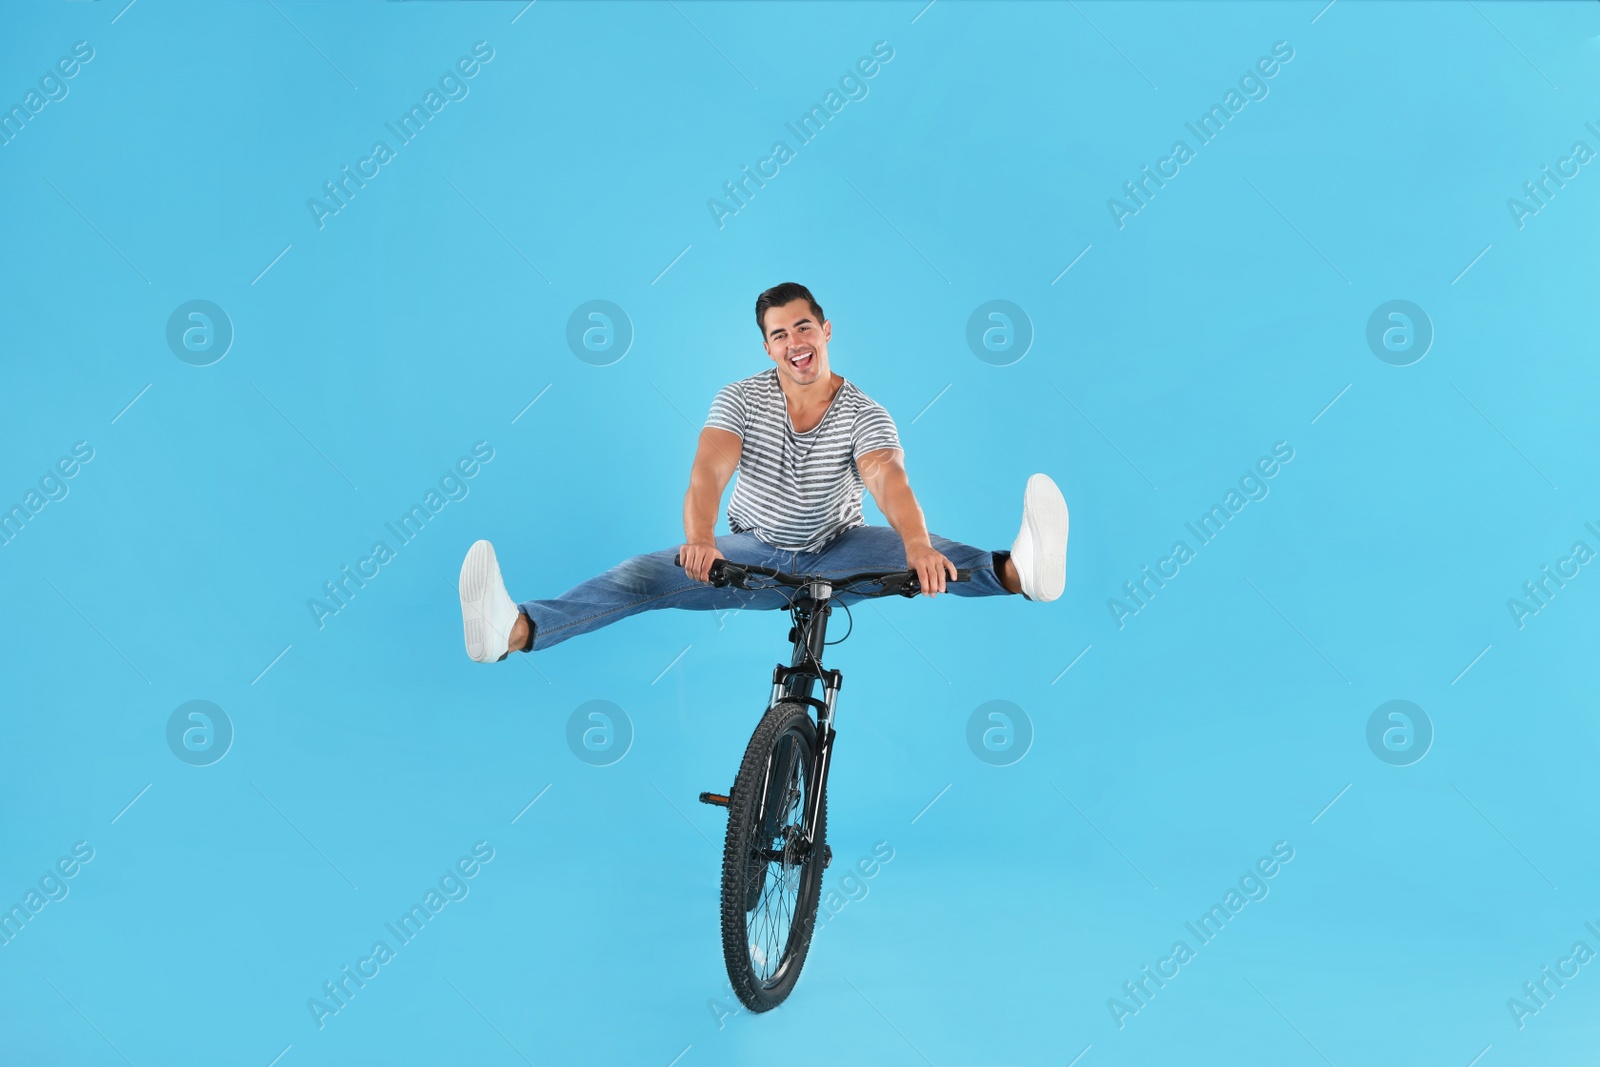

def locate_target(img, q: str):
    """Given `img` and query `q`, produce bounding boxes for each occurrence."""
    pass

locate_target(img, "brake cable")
[737,568,904,671]
[823,597,853,645]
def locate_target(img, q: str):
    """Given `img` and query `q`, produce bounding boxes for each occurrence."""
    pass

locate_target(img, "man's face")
[761,299,831,386]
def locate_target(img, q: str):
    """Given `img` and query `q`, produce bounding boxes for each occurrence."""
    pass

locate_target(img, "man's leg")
[515,532,796,652]
[804,475,1070,603]
[802,525,1018,599]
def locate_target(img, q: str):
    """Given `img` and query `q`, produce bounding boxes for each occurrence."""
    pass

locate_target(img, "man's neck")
[778,369,843,412]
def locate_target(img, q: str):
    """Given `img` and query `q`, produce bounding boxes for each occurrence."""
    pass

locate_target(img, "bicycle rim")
[720,703,826,1011]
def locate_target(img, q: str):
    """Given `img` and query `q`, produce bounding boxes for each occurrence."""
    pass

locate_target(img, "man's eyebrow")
[769,317,812,337]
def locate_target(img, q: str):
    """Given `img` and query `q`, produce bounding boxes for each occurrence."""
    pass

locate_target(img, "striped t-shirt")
[704,368,902,552]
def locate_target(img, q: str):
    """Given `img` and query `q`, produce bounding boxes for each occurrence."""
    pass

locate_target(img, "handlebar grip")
[674,551,729,586]
[899,566,974,597]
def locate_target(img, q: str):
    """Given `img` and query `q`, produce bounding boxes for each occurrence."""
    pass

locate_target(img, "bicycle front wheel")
[719,701,827,1012]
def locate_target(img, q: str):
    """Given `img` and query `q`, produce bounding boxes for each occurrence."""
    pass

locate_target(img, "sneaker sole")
[1023,474,1069,602]
[459,540,504,663]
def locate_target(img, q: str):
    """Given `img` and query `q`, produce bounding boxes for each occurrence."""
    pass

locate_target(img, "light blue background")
[2,1,1598,1064]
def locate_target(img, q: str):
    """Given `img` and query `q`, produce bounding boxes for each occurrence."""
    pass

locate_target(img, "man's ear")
[822,320,832,343]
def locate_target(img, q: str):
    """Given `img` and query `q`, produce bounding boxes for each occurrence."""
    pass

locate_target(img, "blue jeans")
[518,525,1014,652]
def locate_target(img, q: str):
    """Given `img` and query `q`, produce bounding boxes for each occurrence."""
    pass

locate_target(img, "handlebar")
[672,551,970,599]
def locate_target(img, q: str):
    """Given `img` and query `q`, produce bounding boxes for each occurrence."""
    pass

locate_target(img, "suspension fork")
[792,589,843,847]
[805,668,842,845]
[761,591,841,847]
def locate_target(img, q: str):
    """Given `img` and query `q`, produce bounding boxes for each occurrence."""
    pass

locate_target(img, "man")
[458,282,1068,661]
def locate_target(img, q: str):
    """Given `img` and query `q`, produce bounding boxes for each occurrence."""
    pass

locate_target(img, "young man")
[458,282,1068,661]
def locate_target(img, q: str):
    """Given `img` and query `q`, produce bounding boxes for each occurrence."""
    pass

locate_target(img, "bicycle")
[672,550,971,1012]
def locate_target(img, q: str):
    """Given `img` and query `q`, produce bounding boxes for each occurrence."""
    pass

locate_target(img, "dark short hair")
[755,282,825,337]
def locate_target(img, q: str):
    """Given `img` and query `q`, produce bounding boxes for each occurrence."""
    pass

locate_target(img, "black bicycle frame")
[763,579,843,848]
[680,552,969,848]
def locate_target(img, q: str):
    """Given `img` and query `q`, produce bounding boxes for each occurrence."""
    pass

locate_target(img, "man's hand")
[680,539,725,584]
[905,539,957,597]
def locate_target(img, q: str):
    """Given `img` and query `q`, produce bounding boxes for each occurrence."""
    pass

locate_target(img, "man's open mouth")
[789,351,814,371]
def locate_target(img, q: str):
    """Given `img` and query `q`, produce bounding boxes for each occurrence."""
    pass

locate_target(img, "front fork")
[804,673,841,846]
[761,665,842,848]
[764,591,842,851]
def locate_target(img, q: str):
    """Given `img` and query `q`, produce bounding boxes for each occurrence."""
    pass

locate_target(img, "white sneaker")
[1010,474,1069,602]
[459,540,521,662]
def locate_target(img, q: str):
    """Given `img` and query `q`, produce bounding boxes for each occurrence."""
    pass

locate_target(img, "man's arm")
[682,427,742,583]
[859,447,957,597]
